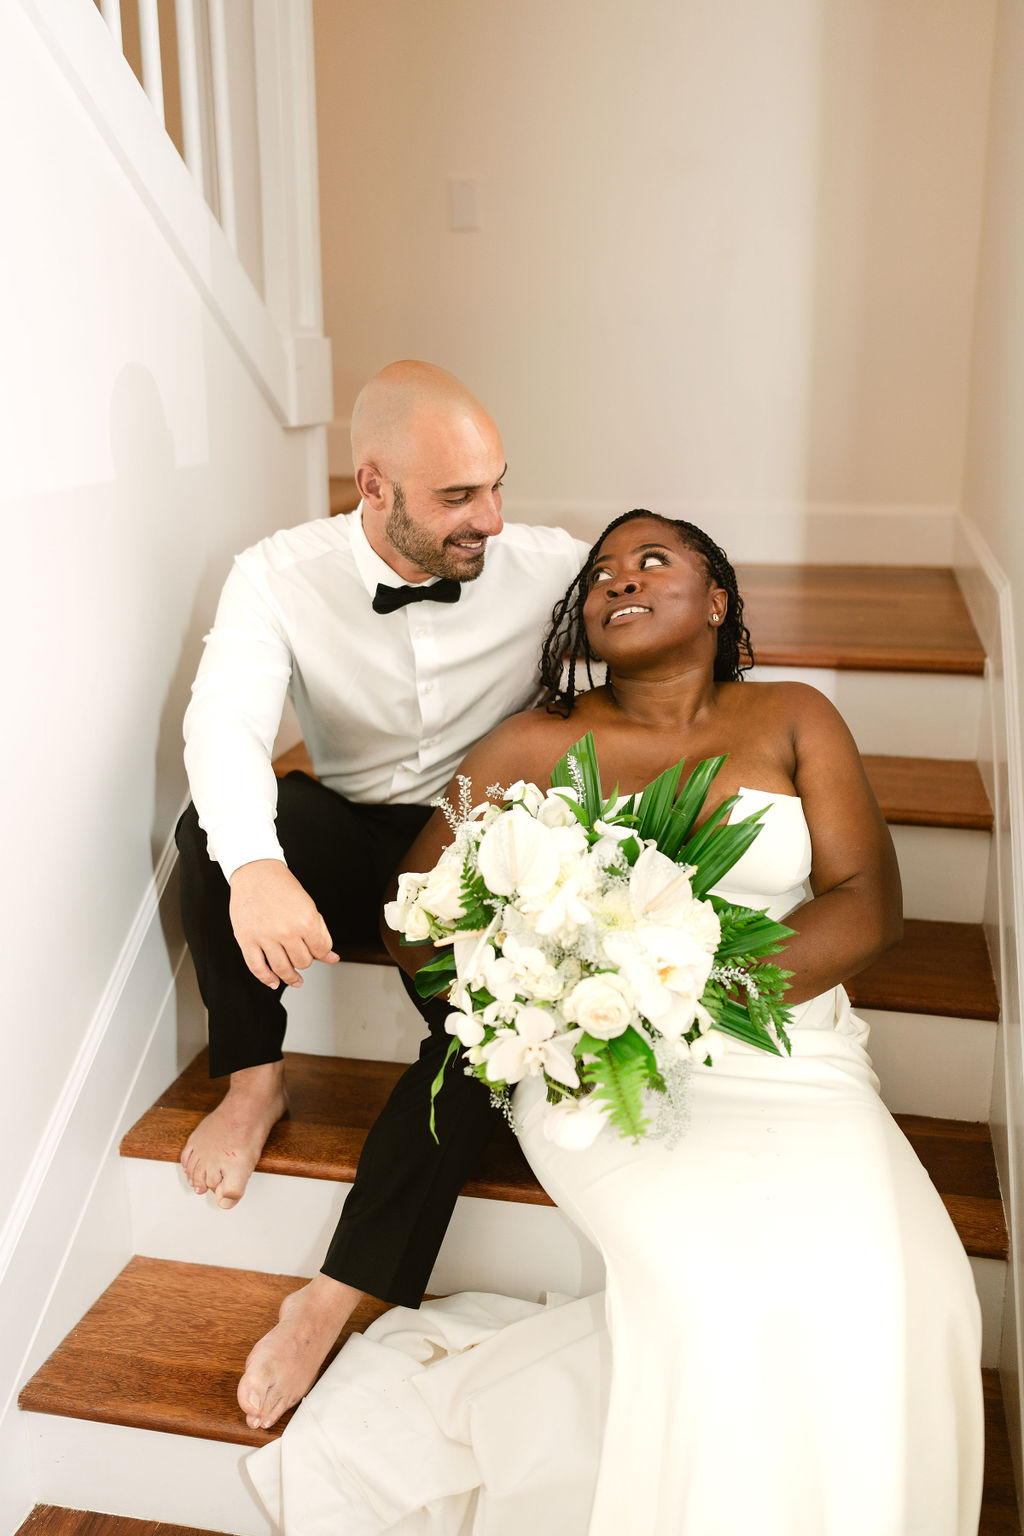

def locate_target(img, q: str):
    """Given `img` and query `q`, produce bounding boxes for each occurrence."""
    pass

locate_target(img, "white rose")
[562,974,634,1039]
[419,861,466,923]
[401,903,432,943]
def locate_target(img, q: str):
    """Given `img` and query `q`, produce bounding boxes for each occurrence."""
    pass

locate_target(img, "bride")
[249,511,983,1536]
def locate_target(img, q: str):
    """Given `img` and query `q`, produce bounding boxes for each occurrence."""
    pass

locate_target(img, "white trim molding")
[955,513,1024,1495]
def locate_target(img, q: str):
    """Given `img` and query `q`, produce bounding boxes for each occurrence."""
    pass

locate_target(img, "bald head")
[352,361,507,584]
[351,360,499,480]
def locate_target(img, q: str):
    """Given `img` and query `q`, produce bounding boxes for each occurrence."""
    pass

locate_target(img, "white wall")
[314,0,995,555]
[960,0,1024,1491]
[0,8,324,1522]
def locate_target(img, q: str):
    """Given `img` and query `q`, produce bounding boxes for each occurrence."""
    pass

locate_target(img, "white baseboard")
[0,809,204,1494]
[954,513,1024,1494]
[502,498,957,566]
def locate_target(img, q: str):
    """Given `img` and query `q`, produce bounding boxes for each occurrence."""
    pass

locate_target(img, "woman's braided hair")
[540,509,754,717]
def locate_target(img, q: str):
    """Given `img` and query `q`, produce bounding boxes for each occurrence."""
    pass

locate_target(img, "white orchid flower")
[501,934,564,1001]
[476,807,562,898]
[529,876,595,946]
[537,788,582,828]
[482,1007,583,1087]
[503,780,546,816]
[602,926,714,1027]
[543,1094,610,1150]
[452,916,501,991]
[445,1010,486,1047]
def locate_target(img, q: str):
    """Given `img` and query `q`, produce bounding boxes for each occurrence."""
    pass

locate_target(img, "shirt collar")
[350,502,451,598]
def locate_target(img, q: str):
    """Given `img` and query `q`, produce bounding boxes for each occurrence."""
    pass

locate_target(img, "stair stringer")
[957,512,1024,1503]
[0,814,205,1530]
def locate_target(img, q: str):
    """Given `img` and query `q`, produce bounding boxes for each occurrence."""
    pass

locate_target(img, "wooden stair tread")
[121,1050,1007,1259]
[15,1508,231,1536]
[848,919,998,1022]
[861,755,992,830]
[736,564,985,674]
[18,1261,1018,1535]
[276,743,993,833]
[18,1257,392,1447]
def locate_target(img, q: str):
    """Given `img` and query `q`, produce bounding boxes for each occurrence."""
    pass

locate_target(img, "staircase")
[16,563,1021,1535]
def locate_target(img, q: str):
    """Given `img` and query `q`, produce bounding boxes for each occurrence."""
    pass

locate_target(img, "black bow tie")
[372,578,462,615]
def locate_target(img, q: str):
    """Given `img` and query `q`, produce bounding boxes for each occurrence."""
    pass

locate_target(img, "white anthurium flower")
[628,846,700,927]
[445,1010,486,1047]
[561,973,635,1039]
[476,807,563,898]
[503,780,546,816]
[419,860,466,923]
[482,1007,583,1087]
[537,789,582,829]
[543,1094,610,1150]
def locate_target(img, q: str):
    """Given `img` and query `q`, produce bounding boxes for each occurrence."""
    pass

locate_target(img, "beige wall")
[314,0,995,543]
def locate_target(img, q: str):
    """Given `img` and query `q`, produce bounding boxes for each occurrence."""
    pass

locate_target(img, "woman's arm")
[380,712,557,977]
[773,684,902,1004]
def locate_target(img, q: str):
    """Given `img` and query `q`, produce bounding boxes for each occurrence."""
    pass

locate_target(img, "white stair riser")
[24,1413,271,1536]
[283,958,421,1060]
[750,666,982,758]
[863,1010,996,1122]
[890,825,989,923]
[127,1160,604,1301]
[24,1244,1006,1532]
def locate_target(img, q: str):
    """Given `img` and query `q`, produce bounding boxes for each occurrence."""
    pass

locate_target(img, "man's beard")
[385,484,488,581]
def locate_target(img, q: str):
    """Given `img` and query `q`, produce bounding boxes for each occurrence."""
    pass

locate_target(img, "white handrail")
[137,0,165,125]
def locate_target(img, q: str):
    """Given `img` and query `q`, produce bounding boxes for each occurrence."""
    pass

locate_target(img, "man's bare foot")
[238,1273,364,1429]
[180,1061,288,1209]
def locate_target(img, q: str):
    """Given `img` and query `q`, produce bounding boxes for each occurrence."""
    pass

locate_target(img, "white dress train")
[248,790,984,1536]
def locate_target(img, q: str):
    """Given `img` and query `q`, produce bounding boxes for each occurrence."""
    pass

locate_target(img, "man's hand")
[229,860,340,987]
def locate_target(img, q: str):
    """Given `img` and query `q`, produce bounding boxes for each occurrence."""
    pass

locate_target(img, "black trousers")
[176,772,495,1306]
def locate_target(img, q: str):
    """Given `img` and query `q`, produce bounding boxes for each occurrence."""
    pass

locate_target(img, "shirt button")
[421,681,434,693]
[415,627,428,639]
[423,737,438,749]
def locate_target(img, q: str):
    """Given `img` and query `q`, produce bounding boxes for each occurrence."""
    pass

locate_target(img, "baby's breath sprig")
[711,962,760,999]
[567,753,586,799]
[431,774,475,833]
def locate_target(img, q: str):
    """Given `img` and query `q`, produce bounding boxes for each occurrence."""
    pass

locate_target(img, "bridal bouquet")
[384,734,794,1149]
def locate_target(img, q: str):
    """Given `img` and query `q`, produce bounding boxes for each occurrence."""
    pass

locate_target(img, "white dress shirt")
[184,507,589,879]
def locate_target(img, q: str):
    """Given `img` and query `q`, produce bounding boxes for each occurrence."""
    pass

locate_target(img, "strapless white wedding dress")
[249,790,983,1536]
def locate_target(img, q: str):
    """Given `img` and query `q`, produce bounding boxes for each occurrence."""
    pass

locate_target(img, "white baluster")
[208,0,238,253]
[99,0,123,51]
[174,0,203,181]
[137,0,166,126]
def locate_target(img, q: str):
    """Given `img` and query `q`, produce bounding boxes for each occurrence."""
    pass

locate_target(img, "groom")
[176,359,588,1430]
